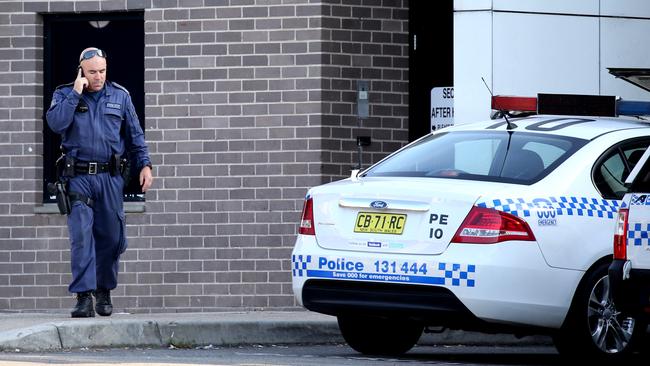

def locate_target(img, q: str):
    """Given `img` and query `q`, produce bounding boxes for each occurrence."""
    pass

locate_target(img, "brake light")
[452,206,536,244]
[613,208,628,260]
[299,197,315,235]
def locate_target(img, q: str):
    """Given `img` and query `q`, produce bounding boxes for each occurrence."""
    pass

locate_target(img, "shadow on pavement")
[391,345,648,365]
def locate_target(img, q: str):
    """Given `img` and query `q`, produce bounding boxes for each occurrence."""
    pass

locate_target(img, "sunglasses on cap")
[79,49,106,62]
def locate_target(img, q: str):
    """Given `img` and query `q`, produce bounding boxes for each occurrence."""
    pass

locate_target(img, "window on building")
[43,11,145,203]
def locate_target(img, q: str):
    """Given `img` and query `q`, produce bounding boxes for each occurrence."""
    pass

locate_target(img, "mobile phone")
[77,65,84,78]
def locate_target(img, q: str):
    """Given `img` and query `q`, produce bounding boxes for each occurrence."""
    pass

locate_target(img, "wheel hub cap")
[588,275,635,354]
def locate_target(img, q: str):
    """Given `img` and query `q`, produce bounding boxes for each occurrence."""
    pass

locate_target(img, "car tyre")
[338,315,423,356]
[553,261,645,360]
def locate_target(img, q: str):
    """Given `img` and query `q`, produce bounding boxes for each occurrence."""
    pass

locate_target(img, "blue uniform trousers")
[66,173,127,293]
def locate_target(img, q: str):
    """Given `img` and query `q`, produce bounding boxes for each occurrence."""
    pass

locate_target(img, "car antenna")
[482,77,516,130]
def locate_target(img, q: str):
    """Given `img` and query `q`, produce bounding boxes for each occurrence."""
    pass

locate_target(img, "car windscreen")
[362,131,587,185]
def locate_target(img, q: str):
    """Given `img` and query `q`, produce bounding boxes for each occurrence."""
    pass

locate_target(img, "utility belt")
[50,153,130,215]
[59,154,128,178]
[74,161,111,175]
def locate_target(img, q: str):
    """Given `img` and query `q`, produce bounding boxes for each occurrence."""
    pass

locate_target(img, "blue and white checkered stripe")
[628,223,650,246]
[477,198,533,217]
[438,262,475,287]
[630,194,650,206]
[292,255,311,277]
[477,196,621,219]
[292,256,477,288]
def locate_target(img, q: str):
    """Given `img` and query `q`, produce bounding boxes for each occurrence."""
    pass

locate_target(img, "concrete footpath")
[0,311,552,352]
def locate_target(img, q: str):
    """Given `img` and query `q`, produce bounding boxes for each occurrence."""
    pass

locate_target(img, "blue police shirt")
[46,80,151,171]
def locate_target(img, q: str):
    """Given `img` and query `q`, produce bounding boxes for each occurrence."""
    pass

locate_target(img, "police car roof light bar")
[538,94,616,117]
[617,100,650,116]
[491,96,537,112]
[492,94,650,117]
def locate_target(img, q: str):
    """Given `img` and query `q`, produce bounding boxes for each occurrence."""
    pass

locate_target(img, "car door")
[623,145,650,269]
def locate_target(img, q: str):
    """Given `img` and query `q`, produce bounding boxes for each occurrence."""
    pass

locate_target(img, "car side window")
[627,148,650,192]
[630,170,650,192]
[597,154,627,198]
[593,141,650,200]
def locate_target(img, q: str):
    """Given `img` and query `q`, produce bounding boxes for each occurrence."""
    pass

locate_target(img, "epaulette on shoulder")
[54,82,74,90]
[110,81,130,95]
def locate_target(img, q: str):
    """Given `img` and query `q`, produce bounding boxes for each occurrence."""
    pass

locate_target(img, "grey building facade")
[0,0,410,312]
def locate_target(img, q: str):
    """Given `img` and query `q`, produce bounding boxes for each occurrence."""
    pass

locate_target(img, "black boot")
[94,288,113,316]
[71,291,95,318]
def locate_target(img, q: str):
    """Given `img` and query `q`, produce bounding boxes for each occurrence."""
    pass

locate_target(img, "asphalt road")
[0,343,567,366]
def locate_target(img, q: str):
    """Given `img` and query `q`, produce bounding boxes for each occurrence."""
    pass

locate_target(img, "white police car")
[292,92,650,359]
[609,108,650,335]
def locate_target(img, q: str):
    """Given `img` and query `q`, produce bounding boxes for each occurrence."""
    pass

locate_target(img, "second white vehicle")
[292,93,650,359]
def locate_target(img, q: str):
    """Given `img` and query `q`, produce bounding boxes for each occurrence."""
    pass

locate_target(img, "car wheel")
[337,315,423,356]
[553,261,645,359]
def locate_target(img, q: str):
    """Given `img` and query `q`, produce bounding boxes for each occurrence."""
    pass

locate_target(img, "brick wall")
[0,0,409,313]
[319,0,409,180]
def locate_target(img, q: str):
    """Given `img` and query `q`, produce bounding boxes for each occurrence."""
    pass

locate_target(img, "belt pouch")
[110,154,120,176]
[63,155,76,177]
[120,156,131,182]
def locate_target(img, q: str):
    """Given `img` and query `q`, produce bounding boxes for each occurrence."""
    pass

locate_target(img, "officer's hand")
[73,67,89,94]
[140,166,153,192]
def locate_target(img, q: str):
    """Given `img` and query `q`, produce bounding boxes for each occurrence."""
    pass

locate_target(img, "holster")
[47,181,71,215]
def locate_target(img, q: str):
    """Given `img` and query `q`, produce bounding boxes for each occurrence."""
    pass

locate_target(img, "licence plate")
[354,212,407,235]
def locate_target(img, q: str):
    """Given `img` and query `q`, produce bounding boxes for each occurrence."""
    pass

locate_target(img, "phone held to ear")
[75,66,89,111]
[75,66,90,97]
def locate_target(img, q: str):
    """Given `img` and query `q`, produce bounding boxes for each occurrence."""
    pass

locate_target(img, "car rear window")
[362,131,587,184]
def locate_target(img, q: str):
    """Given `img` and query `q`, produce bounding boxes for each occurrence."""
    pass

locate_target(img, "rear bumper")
[609,259,650,319]
[303,279,479,327]
[292,234,582,329]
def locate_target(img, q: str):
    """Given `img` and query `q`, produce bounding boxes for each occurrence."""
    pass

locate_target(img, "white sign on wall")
[431,86,454,131]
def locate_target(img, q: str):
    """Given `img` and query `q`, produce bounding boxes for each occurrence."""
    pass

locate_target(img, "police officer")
[46,47,153,317]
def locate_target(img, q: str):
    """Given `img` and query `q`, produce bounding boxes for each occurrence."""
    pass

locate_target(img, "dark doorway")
[408,1,453,141]
[43,12,145,203]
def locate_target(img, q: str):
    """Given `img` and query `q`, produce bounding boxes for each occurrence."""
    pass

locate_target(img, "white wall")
[493,0,598,15]
[600,17,650,99]
[453,9,492,124]
[454,0,650,123]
